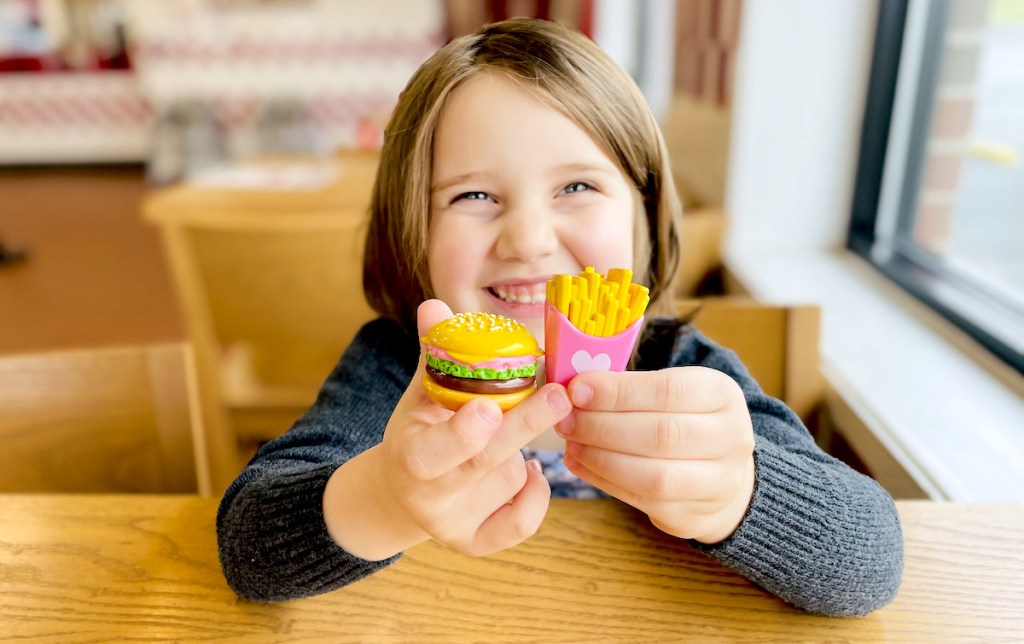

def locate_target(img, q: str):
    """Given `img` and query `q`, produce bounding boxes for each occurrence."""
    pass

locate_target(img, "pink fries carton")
[544,301,644,387]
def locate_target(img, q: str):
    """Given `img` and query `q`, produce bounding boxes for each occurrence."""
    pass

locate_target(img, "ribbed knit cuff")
[690,438,904,616]
[218,464,400,602]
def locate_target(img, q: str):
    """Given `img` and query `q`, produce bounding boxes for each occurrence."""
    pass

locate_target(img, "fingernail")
[571,382,593,406]
[555,414,574,437]
[527,459,542,473]
[477,400,501,425]
[547,388,571,414]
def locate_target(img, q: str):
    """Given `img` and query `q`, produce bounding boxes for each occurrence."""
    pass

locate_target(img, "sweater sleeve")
[216,318,419,602]
[667,327,904,616]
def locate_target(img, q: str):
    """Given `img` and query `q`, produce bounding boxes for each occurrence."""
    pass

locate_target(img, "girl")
[217,18,903,616]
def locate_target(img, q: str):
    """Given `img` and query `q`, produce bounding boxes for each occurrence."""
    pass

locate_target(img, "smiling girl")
[217,18,903,616]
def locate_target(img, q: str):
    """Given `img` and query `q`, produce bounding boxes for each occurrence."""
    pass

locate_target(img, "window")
[849,0,1023,373]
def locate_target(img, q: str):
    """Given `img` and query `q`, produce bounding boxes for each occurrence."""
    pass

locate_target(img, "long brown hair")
[363,18,682,331]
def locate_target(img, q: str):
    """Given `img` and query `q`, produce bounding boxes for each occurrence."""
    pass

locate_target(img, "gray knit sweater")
[217,318,903,615]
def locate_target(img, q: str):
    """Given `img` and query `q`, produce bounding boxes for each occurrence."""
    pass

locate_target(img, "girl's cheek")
[430,229,483,280]
[444,251,479,279]
[566,210,633,254]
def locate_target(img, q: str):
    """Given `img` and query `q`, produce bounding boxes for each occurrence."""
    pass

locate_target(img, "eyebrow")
[553,162,619,176]
[430,162,619,194]
[431,172,485,195]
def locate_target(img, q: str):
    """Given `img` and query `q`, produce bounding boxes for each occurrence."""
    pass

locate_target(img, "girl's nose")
[494,207,558,262]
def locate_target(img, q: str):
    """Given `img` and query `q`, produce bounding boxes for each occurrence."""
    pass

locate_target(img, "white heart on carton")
[571,350,612,374]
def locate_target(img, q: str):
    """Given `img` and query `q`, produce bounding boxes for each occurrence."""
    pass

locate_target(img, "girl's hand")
[555,367,756,544]
[324,300,572,560]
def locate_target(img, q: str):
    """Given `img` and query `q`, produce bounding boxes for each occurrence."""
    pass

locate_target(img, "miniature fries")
[545,267,650,337]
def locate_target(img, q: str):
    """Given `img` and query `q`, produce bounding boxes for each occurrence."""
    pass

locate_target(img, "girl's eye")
[453,191,490,203]
[563,182,593,194]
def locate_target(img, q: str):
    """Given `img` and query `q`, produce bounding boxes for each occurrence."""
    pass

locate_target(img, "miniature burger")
[421,312,543,411]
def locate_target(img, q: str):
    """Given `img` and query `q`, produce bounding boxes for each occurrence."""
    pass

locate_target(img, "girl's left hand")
[555,367,756,544]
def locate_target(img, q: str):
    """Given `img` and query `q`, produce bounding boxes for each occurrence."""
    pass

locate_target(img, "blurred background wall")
[0,0,740,353]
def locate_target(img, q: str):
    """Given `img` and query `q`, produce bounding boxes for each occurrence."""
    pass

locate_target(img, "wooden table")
[1,497,1021,641]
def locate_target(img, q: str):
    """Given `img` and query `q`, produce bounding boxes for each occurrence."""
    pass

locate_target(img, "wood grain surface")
[0,345,198,493]
[1,497,1021,641]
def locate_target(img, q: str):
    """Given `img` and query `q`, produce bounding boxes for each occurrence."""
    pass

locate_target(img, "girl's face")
[427,72,636,345]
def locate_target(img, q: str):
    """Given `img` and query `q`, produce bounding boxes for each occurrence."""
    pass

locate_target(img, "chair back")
[182,211,374,395]
[678,298,822,420]
[144,155,379,493]
[0,343,201,493]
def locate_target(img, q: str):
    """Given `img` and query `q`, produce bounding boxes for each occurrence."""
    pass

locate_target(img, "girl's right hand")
[323,300,572,561]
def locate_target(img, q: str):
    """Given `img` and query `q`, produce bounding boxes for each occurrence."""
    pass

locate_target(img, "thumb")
[397,299,456,412]
[417,299,454,338]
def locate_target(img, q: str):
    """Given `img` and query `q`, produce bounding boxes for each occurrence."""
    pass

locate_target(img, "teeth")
[492,285,546,304]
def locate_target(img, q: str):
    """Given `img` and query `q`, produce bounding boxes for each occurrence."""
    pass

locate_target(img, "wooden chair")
[679,298,823,421]
[144,153,380,495]
[0,343,203,493]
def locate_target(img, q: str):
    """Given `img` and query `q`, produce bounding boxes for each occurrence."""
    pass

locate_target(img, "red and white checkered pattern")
[123,0,444,153]
[0,72,151,162]
[1,1,445,162]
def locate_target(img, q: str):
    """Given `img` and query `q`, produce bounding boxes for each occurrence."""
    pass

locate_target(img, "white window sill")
[725,248,1024,502]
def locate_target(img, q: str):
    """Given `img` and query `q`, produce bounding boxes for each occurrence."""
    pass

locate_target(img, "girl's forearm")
[322,445,429,560]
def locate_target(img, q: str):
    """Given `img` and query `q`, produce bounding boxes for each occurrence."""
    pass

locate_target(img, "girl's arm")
[670,328,904,616]
[215,318,418,602]
[217,305,571,602]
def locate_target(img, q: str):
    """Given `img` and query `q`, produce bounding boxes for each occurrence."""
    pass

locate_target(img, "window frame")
[848,0,1023,374]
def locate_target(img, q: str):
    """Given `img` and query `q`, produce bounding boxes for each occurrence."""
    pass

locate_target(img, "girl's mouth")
[486,283,548,305]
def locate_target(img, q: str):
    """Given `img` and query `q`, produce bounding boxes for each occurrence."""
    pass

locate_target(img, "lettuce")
[426,354,536,380]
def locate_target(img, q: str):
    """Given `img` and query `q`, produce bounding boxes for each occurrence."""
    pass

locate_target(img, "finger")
[561,450,640,508]
[561,410,729,459]
[564,455,731,540]
[391,300,457,414]
[399,397,502,480]
[568,367,740,413]
[563,442,734,503]
[463,383,571,473]
[466,460,551,556]
[462,451,529,517]
[413,299,455,388]
[417,298,454,338]
[425,452,529,546]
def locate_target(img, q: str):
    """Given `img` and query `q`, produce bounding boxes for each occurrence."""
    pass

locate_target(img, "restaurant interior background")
[1,0,1021,500]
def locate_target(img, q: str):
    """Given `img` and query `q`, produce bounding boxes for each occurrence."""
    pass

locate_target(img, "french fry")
[579,297,592,332]
[546,267,649,337]
[557,274,571,313]
[607,268,632,308]
[627,293,649,326]
[569,298,581,327]
[604,300,619,336]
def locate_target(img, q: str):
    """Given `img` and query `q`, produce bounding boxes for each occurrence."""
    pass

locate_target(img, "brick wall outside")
[916,0,989,253]
[674,0,742,108]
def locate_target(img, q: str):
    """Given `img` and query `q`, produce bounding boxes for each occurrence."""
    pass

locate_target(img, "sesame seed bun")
[420,312,542,411]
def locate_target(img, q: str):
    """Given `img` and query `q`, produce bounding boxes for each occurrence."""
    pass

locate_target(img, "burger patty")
[426,365,536,395]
